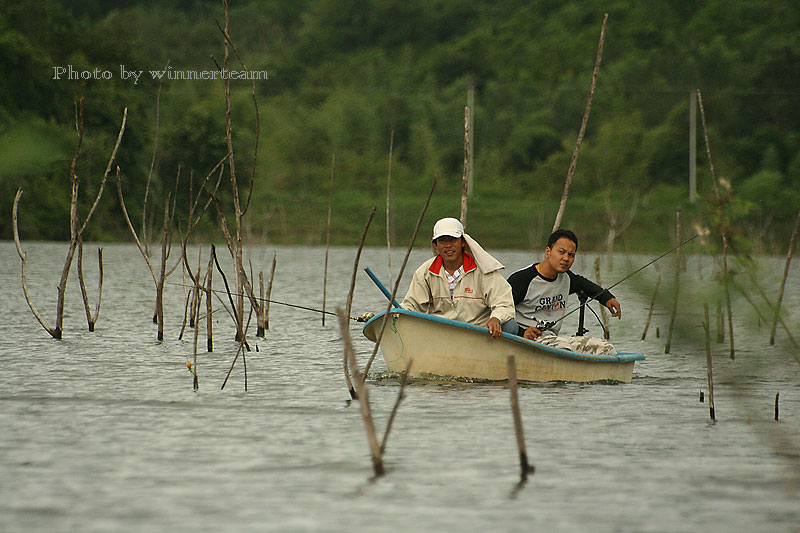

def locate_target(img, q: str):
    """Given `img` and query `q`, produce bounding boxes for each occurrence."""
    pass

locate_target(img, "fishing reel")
[535,320,556,331]
[355,312,375,322]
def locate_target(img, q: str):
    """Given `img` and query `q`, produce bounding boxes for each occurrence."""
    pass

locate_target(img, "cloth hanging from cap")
[431,217,504,274]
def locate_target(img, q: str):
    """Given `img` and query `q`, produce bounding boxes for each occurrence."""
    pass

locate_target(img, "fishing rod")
[165,282,372,321]
[542,233,700,332]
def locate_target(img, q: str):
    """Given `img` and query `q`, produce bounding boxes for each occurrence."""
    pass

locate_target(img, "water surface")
[1,242,798,532]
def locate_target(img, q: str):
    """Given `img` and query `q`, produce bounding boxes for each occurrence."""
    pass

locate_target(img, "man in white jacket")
[401,218,517,339]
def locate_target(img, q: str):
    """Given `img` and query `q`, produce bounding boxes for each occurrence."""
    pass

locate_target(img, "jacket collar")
[429,252,477,275]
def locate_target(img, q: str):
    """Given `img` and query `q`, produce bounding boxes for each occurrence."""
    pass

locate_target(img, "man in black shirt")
[507,229,621,340]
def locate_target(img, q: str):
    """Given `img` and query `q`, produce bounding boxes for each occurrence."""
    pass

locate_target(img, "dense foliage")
[1,0,798,251]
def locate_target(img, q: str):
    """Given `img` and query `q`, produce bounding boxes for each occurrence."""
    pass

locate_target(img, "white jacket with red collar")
[401,252,515,326]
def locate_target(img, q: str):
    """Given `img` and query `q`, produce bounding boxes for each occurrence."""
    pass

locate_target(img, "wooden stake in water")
[508,355,535,478]
[363,177,437,378]
[703,302,716,421]
[322,153,335,326]
[265,251,277,331]
[342,206,378,399]
[641,275,661,340]
[461,106,471,228]
[594,257,609,340]
[697,89,734,359]
[665,207,682,354]
[552,13,608,232]
[205,249,214,352]
[771,209,800,345]
[257,271,265,337]
[77,239,104,332]
[337,308,384,477]
[386,130,394,290]
[380,359,411,455]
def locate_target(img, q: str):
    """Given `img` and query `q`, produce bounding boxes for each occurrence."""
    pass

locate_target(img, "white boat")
[362,308,645,383]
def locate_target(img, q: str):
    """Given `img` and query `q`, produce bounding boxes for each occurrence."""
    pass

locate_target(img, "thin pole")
[771,209,800,344]
[594,257,609,340]
[265,251,276,330]
[641,275,661,341]
[380,359,412,455]
[508,355,534,478]
[467,83,474,197]
[337,308,384,477]
[205,250,214,352]
[665,207,682,354]
[689,91,697,203]
[323,153,335,326]
[460,106,470,228]
[703,302,716,421]
[386,131,394,290]
[697,89,734,359]
[257,271,265,337]
[552,13,608,232]
[343,206,378,399]
[363,177,437,377]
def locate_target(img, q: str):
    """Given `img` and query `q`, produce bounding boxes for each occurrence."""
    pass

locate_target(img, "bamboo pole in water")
[77,238,104,332]
[265,252,277,331]
[775,393,780,421]
[703,302,716,421]
[507,356,535,478]
[552,13,608,232]
[257,271,265,337]
[697,89,735,359]
[178,290,191,341]
[380,359,411,455]
[730,282,799,351]
[771,209,800,345]
[386,130,394,291]
[641,275,661,340]
[363,177,437,378]
[337,308,384,477]
[191,252,203,391]
[323,153,335,326]
[594,257,609,340]
[221,300,253,391]
[665,207,682,354]
[460,106,471,228]
[205,250,214,351]
[342,206,378,399]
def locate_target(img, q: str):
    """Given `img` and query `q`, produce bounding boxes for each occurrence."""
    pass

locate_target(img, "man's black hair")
[547,229,578,251]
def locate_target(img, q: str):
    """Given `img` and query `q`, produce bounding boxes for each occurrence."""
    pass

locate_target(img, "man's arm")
[566,271,621,318]
[484,272,516,324]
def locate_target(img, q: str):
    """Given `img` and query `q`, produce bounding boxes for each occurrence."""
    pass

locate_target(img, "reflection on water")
[0,242,798,532]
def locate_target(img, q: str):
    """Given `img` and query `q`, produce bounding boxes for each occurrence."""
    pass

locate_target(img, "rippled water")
[1,241,798,532]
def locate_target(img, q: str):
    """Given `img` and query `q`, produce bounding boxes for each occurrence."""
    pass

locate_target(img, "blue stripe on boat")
[362,308,645,364]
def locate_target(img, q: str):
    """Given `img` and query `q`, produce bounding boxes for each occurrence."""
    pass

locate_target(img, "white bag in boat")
[536,331,617,355]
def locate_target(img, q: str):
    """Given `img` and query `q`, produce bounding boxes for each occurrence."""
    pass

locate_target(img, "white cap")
[430,217,505,273]
[432,217,464,241]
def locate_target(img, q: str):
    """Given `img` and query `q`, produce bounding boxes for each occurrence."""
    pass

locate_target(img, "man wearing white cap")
[401,217,517,339]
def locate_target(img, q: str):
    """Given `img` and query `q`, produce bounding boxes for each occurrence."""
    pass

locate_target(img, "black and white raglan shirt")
[506,263,614,335]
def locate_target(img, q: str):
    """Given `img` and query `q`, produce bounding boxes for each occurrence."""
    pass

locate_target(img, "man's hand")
[606,297,622,319]
[523,325,543,340]
[486,317,502,339]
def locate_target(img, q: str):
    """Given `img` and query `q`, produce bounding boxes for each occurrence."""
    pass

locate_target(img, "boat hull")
[362,309,644,383]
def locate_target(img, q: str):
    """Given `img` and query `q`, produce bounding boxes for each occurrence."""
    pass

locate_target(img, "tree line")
[1,0,798,252]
